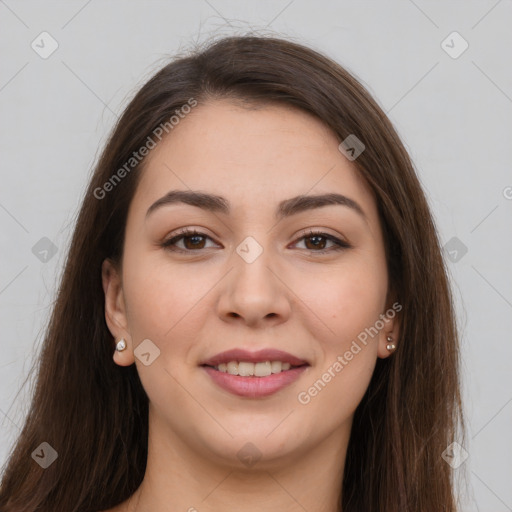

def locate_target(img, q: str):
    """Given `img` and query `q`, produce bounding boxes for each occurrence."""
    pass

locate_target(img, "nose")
[216,249,291,328]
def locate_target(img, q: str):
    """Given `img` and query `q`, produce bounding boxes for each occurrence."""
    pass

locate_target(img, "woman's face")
[103,99,397,469]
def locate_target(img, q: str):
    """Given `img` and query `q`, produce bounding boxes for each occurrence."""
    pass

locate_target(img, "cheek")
[295,255,387,414]
[121,250,213,344]
[333,276,386,344]
[120,255,212,407]
[294,266,384,421]
[297,254,388,345]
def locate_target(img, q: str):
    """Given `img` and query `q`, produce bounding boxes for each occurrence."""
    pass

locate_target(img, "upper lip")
[201,348,309,367]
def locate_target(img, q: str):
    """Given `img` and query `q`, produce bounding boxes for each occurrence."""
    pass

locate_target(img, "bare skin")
[101,100,398,512]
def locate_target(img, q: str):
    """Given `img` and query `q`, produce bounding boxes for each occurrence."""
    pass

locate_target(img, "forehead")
[132,100,377,220]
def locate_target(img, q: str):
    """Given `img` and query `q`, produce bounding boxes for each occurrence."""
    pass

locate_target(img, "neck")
[127,414,349,512]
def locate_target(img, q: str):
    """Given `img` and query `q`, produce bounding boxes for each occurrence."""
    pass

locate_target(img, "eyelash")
[161,228,351,255]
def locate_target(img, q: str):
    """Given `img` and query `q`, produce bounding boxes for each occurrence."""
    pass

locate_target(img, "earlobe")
[378,332,398,359]
[386,335,397,352]
[377,302,401,359]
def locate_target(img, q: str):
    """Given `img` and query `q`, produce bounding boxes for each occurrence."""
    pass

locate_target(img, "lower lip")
[202,366,308,398]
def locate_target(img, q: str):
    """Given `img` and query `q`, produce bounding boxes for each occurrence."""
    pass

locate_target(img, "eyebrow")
[146,189,366,220]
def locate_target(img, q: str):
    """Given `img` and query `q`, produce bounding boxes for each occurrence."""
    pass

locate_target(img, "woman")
[0,35,464,511]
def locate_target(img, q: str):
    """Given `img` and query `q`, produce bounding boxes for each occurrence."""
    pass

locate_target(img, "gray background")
[1,1,511,510]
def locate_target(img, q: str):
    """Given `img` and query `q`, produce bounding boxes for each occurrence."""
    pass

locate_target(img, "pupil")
[307,235,325,250]
[185,235,204,249]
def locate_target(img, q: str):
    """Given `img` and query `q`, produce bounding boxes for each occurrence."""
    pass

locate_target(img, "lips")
[201,348,308,367]
[200,348,309,398]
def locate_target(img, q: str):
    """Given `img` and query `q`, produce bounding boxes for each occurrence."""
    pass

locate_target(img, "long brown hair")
[0,35,464,511]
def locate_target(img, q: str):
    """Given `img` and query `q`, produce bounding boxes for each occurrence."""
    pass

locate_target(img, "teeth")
[238,361,254,376]
[271,361,282,373]
[254,361,272,377]
[214,360,296,376]
[227,361,238,375]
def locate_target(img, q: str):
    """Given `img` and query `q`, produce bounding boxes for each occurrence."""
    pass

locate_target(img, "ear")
[376,301,402,359]
[101,258,134,366]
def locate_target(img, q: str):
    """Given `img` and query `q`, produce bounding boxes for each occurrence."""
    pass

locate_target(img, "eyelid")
[290,228,351,253]
[161,227,220,249]
[294,227,350,245]
[161,227,351,253]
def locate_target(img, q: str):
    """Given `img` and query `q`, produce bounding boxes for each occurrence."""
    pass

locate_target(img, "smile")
[201,362,308,398]
[213,360,294,376]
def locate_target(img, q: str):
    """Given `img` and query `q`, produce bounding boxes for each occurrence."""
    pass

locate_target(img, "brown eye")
[182,234,206,250]
[162,229,218,252]
[304,234,328,250]
[161,229,350,254]
[294,231,351,254]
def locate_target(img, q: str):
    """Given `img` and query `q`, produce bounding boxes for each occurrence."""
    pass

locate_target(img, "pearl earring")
[386,336,396,352]
[116,339,126,352]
